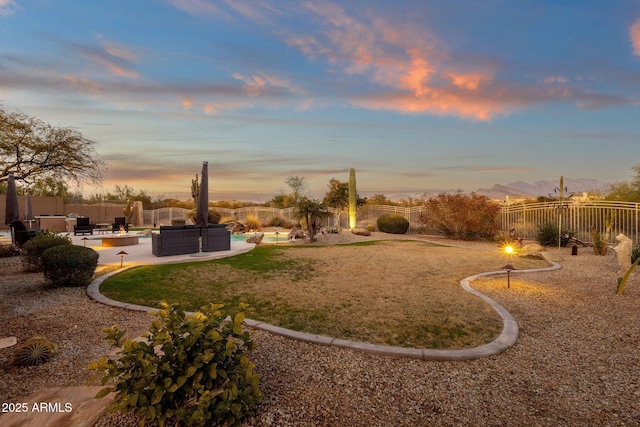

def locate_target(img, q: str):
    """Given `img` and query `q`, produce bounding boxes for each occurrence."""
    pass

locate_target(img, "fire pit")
[101,234,139,247]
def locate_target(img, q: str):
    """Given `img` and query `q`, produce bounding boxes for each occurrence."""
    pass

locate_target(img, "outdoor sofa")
[151,224,230,257]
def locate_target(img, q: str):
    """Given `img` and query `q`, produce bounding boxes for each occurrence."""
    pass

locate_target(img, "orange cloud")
[631,17,640,55]
[293,2,505,120]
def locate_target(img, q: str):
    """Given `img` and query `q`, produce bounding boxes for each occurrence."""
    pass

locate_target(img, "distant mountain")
[476,178,611,200]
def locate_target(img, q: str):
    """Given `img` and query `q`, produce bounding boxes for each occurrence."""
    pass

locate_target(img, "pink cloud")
[0,0,16,16]
[631,17,640,55]
[291,2,506,120]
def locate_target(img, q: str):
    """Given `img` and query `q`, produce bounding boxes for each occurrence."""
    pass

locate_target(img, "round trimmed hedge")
[21,234,72,272]
[376,213,409,234]
[42,245,99,287]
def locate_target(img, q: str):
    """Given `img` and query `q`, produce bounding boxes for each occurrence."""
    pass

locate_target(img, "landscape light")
[502,264,515,288]
[275,231,280,244]
[81,237,88,247]
[117,251,128,268]
[504,245,514,255]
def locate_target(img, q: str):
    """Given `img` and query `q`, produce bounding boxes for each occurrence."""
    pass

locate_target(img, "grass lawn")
[100,240,549,349]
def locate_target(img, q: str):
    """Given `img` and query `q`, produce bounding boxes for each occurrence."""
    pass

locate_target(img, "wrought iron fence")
[142,201,640,244]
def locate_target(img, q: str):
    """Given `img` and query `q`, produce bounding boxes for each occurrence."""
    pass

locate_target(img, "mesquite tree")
[0,107,105,187]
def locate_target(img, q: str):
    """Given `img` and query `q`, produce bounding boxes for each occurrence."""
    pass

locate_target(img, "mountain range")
[475,178,612,200]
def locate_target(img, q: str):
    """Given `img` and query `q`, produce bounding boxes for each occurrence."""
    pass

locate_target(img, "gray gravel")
[1,240,640,427]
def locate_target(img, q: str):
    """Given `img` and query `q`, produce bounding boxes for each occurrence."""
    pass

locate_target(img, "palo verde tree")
[0,106,105,187]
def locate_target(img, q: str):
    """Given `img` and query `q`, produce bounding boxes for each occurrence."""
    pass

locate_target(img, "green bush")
[41,245,99,287]
[537,222,573,247]
[377,213,409,234]
[267,216,286,227]
[21,233,71,272]
[89,303,262,427]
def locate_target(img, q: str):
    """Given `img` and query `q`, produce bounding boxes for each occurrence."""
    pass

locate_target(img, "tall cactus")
[191,174,200,209]
[348,168,357,229]
[122,198,134,225]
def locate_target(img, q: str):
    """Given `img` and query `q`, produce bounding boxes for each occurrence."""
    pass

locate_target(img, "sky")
[1,0,640,202]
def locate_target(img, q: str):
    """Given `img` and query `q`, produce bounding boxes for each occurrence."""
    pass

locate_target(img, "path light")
[502,264,515,288]
[117,251,128,268]
[504,244,514,255]
[275,231,280,244]
[82,237,88,247]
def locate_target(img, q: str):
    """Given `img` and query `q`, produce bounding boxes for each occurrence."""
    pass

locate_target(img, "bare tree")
[0,107,105,186]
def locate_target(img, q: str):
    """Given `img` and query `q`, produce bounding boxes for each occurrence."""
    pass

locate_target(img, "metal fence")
[499,200,640,245]
[143,201,640,244]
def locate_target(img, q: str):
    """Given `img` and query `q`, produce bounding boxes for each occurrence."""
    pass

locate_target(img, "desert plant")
[218,216,236,225]
[171,218,186,226]
[537,222,573,247]
[14,336,58,366]
[244,214,262,231]
[616,258,640,295]
[377,213,409,234]
[295,197,333,242]
[365,223,375,232]
[21,232,71,272]
[267,216,286,227]
[632,245,640,264]
[88,302,262,427]
[0,243,19,258]
[349,168,357,229]
[419,192,500,240]
[41,245,99,287]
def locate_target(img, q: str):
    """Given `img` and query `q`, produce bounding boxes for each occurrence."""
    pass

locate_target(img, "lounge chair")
[73,217,93,235]
[10,220,41,247]
[112,217,129,233]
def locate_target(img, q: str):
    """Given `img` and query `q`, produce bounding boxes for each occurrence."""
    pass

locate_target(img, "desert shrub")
[365,223,376,232]
[632,246,640,264]
[419,192,500,240]
[171,218,186,226]
[0,243,19,258]
[21,233,71,272]
[377,213,409,234]
[267,216,286,227]
[537,222,573,247]
[218,216,236,225]
[244,214,262,231]
[208,210,221,224]
[89,303,262,427]
[281,219,295,229]
[41,245,99,287]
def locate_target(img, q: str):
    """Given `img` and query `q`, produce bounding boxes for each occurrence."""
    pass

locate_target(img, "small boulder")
[351,228,371,236]
[246,232,264,244]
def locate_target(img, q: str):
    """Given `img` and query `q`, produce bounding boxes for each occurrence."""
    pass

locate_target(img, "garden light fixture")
[502,264,515,288]
[117,251,128,268]
[82,237,88,247]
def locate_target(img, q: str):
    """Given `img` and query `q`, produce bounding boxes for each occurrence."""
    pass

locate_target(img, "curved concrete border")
[87,247,561,360]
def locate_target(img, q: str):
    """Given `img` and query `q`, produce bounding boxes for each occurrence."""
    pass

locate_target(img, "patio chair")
[10,220,40,247]
[112,217,129,233]
[73,217,93,235]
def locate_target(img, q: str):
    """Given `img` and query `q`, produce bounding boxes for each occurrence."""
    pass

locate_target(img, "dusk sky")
[1,1,640,201]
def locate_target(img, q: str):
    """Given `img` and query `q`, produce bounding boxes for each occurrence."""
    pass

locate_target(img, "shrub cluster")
[0,243,19,258]
[89,303,262,427]
[243,214,262,231]
[21,233,71,272]
[377,213,409,234]
[419,192,500,240]
[42,245,99,287]
[537,222,573,247]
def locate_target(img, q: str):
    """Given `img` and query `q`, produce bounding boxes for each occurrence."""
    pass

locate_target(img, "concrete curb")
[87,248,562,361]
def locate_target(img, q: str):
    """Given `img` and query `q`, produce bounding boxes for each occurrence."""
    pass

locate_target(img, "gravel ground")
[1,235,640,426]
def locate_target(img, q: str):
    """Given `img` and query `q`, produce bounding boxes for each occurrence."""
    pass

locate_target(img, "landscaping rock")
[351,228,371,236]
[246,232,264,244]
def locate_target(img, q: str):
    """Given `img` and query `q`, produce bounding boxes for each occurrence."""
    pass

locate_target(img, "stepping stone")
[0,386,114,427]
[0,336,17,349]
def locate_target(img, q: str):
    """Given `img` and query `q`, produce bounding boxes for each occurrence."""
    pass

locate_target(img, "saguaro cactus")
[348,168,357,229]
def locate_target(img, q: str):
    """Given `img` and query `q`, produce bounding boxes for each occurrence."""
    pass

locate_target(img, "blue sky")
[1,0,639,201]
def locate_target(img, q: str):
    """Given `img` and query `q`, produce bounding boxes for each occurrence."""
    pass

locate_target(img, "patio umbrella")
[4,173,19,225]
[25,193,33,221]
[195,161,209,228]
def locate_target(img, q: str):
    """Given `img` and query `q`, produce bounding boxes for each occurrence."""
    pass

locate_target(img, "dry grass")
[102,239,549,349]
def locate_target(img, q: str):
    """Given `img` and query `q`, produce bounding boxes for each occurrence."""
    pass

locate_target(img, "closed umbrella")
[5,173,19,225]
[195,161,209,228]
[25,193,33,228]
